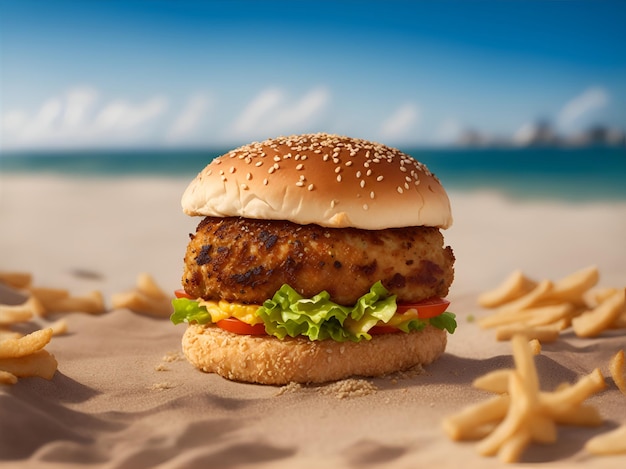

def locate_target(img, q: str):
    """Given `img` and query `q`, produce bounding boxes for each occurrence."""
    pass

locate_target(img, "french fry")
[136,273,169,300]
[540,368,605,408]
[549,404,603,427]
[472,369,512,394]
[585,424,626,455]
[478,270,537,308]
[48,318,69,336]
[609,349,625,395]
[478,280,553,329]
[29,287,70,304]
[547,265,599,305]
[572,289,625,338]
[0,271,32,290]
[528,339,541,355]
[0,328,53,359]
[495,323,562,343]
[0,296,46,325]
[44,291,106,315]
[0,370,18,385]
[0,304,33,325]
[0,349,57,380]
[442,394,510,441]
[111,290,172,318]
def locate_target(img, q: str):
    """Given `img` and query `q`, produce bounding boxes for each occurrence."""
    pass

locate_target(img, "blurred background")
[1,0,625,199]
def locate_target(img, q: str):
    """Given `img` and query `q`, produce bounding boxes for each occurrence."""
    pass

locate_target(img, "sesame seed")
[299,174,305,181]
[397,186,403,194]
[273,155,281,162]
[263,178,269,185]
[246,173,252,180]
[400,166,407,172]
[307,184,315,191]
[255,161,263,167]
[229,166,236,174]
[356,170,362,178]
[219,169,225,175]
[207,169,212,176]
[376,175,384,182]
[370,191,375,199]
[268,167,276,174]
[366,169,372,176]
[345,160,353,167]
[273,163,279,169]
[241,183,248,190]
[363,204,369,210]
[221,175,226,181]
[323,154,330,161]
[214,159,222,165]
[336,174,342,182]
[295,181,305,187]
[335,166,342,174]
[360,180,365,188]
[405,176,412,182]
[296,163,304,170]
[330,200,336,208]
[404,182,410,190]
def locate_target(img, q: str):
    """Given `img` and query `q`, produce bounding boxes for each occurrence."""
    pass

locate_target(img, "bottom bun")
[182,324,447,385]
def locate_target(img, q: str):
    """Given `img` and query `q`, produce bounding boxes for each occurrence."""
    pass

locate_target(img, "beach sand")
[1,174,625,468]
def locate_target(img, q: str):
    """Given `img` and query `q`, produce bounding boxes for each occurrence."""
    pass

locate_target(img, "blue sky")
[1,0,625,150]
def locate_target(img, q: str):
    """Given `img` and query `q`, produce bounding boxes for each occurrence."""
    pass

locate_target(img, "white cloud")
[166,93,211,142]
[379,103,420,141]
[229,86,330,140]
[1,86,168,149]
[557,87,608,130]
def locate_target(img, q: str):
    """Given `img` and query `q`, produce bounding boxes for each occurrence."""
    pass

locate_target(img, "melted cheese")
[197,299,263,325]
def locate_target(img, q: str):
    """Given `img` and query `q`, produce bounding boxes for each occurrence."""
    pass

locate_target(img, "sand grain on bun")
[182,133,452,230]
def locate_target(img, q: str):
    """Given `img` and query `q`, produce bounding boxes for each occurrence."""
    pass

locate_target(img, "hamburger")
[171,133,456,384]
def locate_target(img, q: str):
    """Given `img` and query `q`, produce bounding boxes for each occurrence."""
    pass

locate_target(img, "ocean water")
[1,146,625,201]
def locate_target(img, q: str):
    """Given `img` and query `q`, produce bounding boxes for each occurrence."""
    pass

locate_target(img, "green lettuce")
[257,281,397,342]
[170,282,457,342]
[170,297,212,325]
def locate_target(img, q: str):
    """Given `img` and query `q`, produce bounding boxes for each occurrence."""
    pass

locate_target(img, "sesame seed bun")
[182,324,447,385]
[182,133,452,230]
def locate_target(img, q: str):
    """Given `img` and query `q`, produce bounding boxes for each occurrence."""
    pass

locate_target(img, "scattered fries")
[443,335,606,463]
[29,287,106,316]
[0,329,58,383]
[111,273,173,318]
[478,266,626,342]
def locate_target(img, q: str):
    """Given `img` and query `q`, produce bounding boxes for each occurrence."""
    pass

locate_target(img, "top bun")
[182,133,452,230]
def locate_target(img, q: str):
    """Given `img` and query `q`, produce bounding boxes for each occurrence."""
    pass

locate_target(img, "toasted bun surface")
[182,133,452,230]
[182,324,447,385]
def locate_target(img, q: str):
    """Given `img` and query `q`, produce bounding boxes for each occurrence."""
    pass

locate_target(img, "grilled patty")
[183,217,454,306]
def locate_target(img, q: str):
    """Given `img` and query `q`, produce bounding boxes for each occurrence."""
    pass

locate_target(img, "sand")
[1,174,625,468]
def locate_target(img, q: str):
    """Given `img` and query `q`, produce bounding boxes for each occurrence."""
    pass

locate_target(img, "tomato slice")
[396,297,450,319]
[174,289,193,299]
[216,318,267,335]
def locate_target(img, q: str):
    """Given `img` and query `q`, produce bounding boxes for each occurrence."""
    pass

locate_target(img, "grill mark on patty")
[196,244,212,265]
[258,230,279,250]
